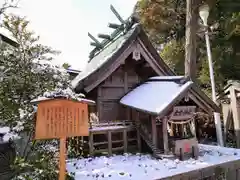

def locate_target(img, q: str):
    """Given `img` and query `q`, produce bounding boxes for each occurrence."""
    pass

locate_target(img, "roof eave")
[120,81,194,118]
[0,34,19,47]
[191,85,221,113]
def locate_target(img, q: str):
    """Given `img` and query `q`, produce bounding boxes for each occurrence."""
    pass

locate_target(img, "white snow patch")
[0,126,20,142]
[149,76,185,80]
[0,127,10,134]
[90,126,127,132]
[67,144,240,180]
[120,79,193,115]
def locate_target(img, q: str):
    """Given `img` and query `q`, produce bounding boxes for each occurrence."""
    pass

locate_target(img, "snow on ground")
[67,144,240,180]
[0,126,20,142]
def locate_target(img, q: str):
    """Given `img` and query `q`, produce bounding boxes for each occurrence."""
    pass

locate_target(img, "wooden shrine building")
[71,9,221,157]
[218,80,240,147]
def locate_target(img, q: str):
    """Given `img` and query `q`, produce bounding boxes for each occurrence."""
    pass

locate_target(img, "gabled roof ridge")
[88,16,140,61]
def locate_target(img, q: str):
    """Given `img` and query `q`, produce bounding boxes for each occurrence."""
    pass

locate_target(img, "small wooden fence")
[159,159,240,180]
[67,121,138,157]
[89,120,137,156]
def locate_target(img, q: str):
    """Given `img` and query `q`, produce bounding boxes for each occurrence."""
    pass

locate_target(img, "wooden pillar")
[230,87,240,148]
[136,111,142,152]
[124,63,130,120]
[89,132,94,156]
[162,116,169,154]
[97,87,102,122]
[123,129,128,153]
[59,138,66,180]
[108,131,112,155]
[151,116,157,147]
[170,123,174,136]
[190,118,196,138]
[222,103,231,145]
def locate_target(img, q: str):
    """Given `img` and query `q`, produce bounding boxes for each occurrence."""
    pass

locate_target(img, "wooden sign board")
[34,98,90,180]
[35,99,89,139]
[170,106,196,121]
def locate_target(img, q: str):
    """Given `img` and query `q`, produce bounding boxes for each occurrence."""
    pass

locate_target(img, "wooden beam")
[89,132,94,156]
[110,5,125,24]
[108,131,112,155]
[108,23,121,29]
[229,87,240,147]
[98,34,111,40]
[88,32,101,47]
[188,93,209,114]
[59,137,66,180]
[136,111,142,152]
[84,42,135,93]
[222,103,232,145]
[123,129,128,153]
[162,116,169,154]
[151,116,157,147]
[90,42,101,48]
[137,39,165,76]
[97,87,102,122]
[124,64,131,120]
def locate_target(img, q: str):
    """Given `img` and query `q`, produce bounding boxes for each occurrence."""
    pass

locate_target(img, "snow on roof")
[67,68,81,74]
[71,25,138,89]
[120,77,193,115]
[66,144,240,180]
[0,27,17,44]
[149,76,184,81]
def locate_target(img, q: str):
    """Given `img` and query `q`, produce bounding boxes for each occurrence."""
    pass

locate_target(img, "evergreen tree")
[0,14,78,179]
[136,0,240,93]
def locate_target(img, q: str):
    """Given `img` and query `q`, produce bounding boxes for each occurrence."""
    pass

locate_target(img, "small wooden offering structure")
[168,106,199,159]
[219,80,240,147]
[34,97,94,180]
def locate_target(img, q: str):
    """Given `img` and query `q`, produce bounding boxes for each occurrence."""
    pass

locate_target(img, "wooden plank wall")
[97,63,140,122]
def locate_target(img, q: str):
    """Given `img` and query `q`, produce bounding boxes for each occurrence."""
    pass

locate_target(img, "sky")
[7,0,138,70]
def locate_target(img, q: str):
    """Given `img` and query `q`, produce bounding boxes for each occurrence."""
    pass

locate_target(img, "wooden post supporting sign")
[35,98,89,180]
[59,138,66,180]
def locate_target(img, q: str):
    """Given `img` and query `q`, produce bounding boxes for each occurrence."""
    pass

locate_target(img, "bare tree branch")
[0,0,20,16]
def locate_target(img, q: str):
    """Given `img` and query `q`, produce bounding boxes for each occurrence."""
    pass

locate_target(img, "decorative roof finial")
[88,5,138,60]
[110,5,125,24]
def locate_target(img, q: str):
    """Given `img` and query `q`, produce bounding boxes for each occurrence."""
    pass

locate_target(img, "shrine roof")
[0,27,18,47]
[120,76,220,116]
[217,80,240,100]
[71,24,140,89]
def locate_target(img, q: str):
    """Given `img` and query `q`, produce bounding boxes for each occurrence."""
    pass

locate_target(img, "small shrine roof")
[120,76,220,116]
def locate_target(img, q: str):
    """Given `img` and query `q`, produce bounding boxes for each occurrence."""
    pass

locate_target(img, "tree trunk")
[185,0,199,81]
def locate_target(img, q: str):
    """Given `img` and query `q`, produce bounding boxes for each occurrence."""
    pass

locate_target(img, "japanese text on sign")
[35,99,89,139]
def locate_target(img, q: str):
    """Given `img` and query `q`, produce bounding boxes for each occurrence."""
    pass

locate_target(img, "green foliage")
[160,39,185,75]
[137,0,240,94]
[0,14,75,179]
[62,63,71,70]
[137,0,186,45]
